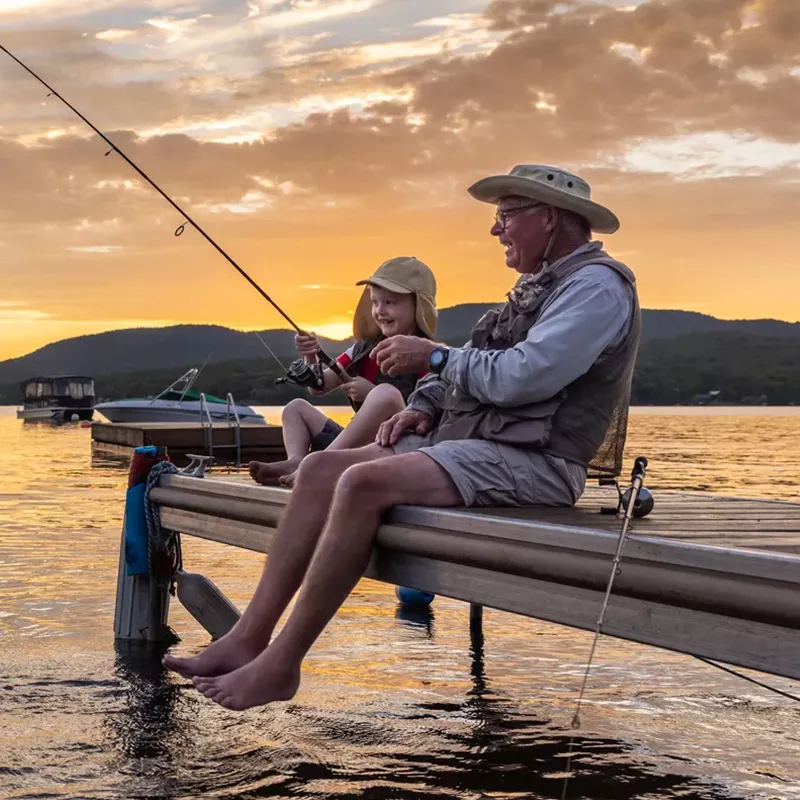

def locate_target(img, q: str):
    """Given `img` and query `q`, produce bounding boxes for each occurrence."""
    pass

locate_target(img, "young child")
[249,256,437,487]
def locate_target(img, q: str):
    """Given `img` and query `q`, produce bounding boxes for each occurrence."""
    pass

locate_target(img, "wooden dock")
[133,474,800,681]
[91,421,285,464]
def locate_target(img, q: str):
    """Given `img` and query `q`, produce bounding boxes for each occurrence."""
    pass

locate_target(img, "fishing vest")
[346,337,422,405]
[432,243,642,477]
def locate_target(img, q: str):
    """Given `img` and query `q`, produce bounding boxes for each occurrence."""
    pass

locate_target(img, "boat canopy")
[21,376,96,402]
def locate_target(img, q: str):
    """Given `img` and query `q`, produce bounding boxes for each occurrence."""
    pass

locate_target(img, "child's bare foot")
[163,629,265,678]
[248,458,301,486]
[278,470,299,489]
[193,647,301,711]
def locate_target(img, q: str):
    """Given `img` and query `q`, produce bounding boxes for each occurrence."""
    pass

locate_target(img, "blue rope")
[143,461,179,581]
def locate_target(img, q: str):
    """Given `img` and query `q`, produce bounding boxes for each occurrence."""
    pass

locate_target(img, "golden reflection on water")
[1,405,799,799]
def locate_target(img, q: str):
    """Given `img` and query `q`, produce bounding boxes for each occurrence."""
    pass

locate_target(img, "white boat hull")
[94,399,265,425]
[17,406,94,422]
[17,406,59,421]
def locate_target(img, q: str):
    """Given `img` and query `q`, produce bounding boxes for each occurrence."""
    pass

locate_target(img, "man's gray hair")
[559,208,592,241]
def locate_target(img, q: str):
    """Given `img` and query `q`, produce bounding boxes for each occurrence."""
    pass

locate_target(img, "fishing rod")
[0,43,352,392]
[558,456,649,800]
[570,455,649,730]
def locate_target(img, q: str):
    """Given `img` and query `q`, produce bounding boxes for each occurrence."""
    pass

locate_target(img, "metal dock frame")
[122,474,800,682]
[198,393,242,468]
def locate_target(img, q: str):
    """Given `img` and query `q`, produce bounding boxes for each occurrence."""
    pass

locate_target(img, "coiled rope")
[143,460,182,588]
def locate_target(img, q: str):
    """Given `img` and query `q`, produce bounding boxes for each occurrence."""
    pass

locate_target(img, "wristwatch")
[428,346,450,375]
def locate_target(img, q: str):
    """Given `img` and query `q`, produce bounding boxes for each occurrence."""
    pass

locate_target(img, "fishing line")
[693,656,800,704]
[0,43,351,386]
[253,331,287,371]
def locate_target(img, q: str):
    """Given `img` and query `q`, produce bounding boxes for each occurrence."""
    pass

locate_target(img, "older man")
[165,164,641,710]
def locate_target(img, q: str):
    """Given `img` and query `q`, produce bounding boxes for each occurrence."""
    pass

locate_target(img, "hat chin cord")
[538,218,560,272]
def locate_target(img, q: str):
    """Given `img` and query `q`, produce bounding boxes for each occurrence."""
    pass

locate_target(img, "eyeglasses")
[494,202,544,230]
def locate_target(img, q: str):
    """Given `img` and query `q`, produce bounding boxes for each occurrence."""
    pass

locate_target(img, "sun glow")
[305,320,354,341]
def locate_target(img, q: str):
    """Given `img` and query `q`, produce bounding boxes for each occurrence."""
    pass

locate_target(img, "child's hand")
[295,332,320,360]
[343,377,374,404]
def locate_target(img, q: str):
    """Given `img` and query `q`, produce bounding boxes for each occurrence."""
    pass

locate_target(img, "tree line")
[2,331,797,407]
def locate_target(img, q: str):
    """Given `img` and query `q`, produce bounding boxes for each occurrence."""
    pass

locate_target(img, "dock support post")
[469,602,483,634]
[113,516,174,642]
[469,603,486,692]
[113,447,176,643]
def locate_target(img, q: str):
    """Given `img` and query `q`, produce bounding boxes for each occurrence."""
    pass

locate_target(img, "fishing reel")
[599,458,655,518]
[275,358,326,391]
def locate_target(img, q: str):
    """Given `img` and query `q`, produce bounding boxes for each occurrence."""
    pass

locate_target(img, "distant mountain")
[0,325,348,387]
[1,305,798,391]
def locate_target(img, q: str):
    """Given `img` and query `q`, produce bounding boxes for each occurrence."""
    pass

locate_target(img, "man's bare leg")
[164,443,393,678]
[193,452,462,710]
[279,384,405,488]
[250,399,330,485]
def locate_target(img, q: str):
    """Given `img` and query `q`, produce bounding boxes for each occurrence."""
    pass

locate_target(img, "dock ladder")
[198,393,242,469]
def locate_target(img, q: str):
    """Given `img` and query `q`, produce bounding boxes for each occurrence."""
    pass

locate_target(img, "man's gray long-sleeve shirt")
[408,252,634,420]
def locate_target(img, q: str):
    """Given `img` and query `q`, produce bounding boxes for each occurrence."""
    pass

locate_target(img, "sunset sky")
[1,0,798,360]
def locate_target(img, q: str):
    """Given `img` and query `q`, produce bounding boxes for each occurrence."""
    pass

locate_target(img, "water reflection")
[2,406,800,799]
[393,603,435,639]
[109,641,184,797]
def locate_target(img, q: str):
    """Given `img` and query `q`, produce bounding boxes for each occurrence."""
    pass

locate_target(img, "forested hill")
[1,305,798,386]
[1,306,798,406]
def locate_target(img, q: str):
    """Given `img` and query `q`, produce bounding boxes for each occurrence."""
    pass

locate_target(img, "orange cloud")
[0,0,798,359]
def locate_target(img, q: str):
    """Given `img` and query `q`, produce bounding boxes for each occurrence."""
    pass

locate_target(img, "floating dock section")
[131,474,800,681]
[92,422,285,464]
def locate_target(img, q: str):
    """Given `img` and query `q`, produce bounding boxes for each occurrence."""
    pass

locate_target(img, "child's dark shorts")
[309,418,345,452]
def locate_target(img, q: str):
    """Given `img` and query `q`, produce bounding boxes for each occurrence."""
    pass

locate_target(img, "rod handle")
[631,456,648,482]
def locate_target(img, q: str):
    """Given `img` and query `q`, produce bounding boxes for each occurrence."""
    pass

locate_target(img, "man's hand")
[376,409,434,447]
[372,336,437,377]
[295,332,320,360]
[342,376,373,404]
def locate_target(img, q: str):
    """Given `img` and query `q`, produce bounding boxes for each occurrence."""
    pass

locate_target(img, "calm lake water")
[1,405,799,800]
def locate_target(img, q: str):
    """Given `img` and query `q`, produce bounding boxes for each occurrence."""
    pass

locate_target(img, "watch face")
[430,348,446,369]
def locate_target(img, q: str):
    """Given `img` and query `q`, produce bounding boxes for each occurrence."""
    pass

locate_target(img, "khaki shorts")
[392,434,585,508]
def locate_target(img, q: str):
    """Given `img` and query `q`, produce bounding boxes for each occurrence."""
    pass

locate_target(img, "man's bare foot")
[278,470,298,488]
[163,630,265,678]
[248,457,302,486]
[192,647,301,711]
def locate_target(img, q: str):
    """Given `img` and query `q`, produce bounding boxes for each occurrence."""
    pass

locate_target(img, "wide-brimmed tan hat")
[468,164,619,233]
[353,256,438,340]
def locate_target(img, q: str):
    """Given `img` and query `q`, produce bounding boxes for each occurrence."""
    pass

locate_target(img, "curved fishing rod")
[0,43,352,388]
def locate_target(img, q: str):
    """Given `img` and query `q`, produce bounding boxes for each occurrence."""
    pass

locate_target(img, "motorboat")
[94,369,265,424]
[17,375,96,422]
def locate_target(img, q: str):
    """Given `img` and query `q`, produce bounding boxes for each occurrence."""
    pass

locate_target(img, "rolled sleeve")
[441,266,633,407]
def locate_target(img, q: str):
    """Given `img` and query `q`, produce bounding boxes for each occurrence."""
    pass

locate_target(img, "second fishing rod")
[0,43,352,391]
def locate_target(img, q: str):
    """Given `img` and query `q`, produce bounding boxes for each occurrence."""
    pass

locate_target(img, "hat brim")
[355,277,412,294]
[468,175,620,234]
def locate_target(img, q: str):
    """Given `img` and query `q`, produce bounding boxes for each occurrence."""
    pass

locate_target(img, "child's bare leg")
[279,384,404,488]
[328,384,405,451]
[250,399,329,485]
